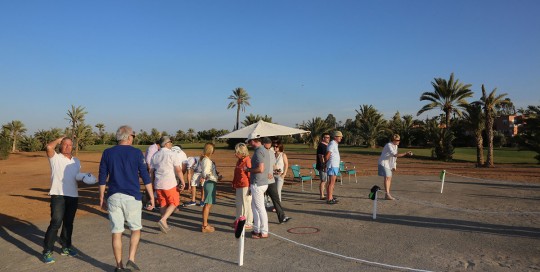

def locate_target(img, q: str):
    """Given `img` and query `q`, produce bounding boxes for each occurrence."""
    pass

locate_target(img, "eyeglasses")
[273,145,278,147]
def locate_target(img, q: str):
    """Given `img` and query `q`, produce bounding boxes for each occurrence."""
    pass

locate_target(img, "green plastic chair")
[290,165,312,191]
[339,161,357,183]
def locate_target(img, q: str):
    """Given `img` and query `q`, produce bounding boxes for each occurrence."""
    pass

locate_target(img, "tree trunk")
[235,106,240,131]
[445,109,451,128]
[475,131,484,167]
[485,116,494,167]
[11,133,16,152]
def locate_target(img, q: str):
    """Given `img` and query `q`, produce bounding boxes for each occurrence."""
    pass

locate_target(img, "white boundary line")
[269,232,435,272]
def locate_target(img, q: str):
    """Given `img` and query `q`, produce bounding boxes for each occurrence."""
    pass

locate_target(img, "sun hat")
[333,131,343,137]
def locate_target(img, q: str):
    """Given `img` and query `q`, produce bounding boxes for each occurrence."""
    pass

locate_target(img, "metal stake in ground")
[440,170,446,194]
[369,185,381,219]
[234,216,246,266]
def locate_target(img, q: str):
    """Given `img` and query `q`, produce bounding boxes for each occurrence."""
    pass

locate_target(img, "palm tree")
[227,87,251,130]
[187,128,196,143]
[2,120,27,152]
[299,117,332,148]
[355,105,389,148]
[66,105,87,155]
[242,114,272,127]
[417,73,473,128]
[481,84,508,167]
[463,103,485,166]
[95,123,105,144]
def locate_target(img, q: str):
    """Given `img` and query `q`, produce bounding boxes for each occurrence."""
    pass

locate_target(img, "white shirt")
[201,157,219,181]
[145,143,159,166]
[48,153,81,197]
[151,148,182,190]
[185,157,201,173]
[378,142,398,169]
[327,140,340,168]
[172,148,188,171]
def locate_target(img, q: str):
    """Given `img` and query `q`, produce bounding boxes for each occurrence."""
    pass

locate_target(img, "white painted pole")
[440,170,446,194]
[372,190,378,219]
[238,228,245,266]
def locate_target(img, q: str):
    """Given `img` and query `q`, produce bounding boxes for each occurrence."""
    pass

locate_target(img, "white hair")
[116,125,133,141]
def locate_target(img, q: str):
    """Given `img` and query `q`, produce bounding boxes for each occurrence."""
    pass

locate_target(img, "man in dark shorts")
[316,133,330,200]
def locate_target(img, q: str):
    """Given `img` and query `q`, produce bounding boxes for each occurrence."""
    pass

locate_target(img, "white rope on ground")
[396,196,540,215]
[268,231,434,272]
[444,171,538,186]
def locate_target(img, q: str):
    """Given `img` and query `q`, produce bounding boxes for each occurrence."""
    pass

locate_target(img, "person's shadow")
[0,213,115,271]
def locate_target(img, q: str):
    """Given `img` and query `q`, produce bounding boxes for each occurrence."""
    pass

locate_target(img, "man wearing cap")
[262,137,291,224]
[325,131,343,204]
[245,133,270,238]
[98,125,155,271]
[150,137,185,233]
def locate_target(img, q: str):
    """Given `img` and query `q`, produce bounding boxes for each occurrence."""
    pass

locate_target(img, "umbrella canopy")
[218,120,310,139]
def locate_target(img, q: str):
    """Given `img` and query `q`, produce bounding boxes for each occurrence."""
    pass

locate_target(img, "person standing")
[325,131,343,204]
[245,134,269,238]
[99,125,155,272]
[263,137,291,224]
[150,137,185,233]
[200,143,221,233]
[316,133,330,200]
[232,142,253,229]
[42,136,81,264]
[378,134,413,200]
[273,140,289,202]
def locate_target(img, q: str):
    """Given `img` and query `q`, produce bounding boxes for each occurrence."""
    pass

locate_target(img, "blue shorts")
[327,167,340,176]
[378,164,392,177]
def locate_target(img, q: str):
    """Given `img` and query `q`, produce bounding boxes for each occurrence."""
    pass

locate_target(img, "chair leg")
[310,178,312,191]
[354,172,357,183]
[301,180,304,192]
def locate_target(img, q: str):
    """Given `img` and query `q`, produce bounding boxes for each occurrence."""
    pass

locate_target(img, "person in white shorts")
[183,156,205,206]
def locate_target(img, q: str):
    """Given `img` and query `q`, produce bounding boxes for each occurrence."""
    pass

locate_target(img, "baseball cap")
[245,132,261,143]
[262,137,272,144]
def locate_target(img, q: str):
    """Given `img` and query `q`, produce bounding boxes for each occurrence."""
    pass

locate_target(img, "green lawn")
[82,143,539,164]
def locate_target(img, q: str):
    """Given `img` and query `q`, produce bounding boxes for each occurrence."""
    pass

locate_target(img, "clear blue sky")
[1,0,539,135]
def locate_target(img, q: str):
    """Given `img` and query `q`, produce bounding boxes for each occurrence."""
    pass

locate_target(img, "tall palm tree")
[95,123,105,144]
[187,128,196,143]
[227,87,251,130]
[2,120,27,152]
[299,117,332,148]
[66,105,87,155]
[417,73,473,128]
[355,105,389,148]
[481,84,508,167]
[463,103,485,166]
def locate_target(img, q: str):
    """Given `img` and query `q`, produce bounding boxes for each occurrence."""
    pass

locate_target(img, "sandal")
[202,225,215,233]
[253,233,269,239]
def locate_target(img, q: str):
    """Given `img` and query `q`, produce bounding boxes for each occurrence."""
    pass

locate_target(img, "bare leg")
[159,205,177,228]
[128,230,141,263]
[327,176,336,201]
[202,204,212,226]
[384,177,394,200]
[112,233,123,269]
[320,181,327,199]
[191,186,197,202]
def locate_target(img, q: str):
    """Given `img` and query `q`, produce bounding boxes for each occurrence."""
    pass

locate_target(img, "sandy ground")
[0,150,539,271]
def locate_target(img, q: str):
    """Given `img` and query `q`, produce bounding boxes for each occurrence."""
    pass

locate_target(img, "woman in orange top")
[232,143,253,229]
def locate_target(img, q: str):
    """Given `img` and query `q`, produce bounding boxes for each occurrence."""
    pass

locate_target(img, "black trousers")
[266,182,286,223]
[43,195,78,253]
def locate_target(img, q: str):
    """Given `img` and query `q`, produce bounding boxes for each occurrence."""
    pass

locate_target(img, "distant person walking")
[273,139,289,202]
[316,133,330,200]
[325,131,343,204]
[98,125,155,271]
[150,137,185,233]
[263,137,291,224]
[378,134,413,200]
[232,142,253,229]
[42,136,81,264]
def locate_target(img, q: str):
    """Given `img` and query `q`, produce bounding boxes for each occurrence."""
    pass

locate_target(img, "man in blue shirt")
[99,125,155,272]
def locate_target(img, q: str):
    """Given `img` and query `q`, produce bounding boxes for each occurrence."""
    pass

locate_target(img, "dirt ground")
[1,149,539,224]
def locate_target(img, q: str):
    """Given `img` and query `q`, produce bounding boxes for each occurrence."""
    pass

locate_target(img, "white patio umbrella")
[218,120,310,139]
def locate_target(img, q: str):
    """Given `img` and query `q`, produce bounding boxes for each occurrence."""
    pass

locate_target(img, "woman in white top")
[200,143,222,233]
[273,140,288,202]
[378,134,413,200]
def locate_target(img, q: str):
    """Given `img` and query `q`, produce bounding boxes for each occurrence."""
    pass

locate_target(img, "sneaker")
[326,199,338,205]
[60,247,78,257]
[43,251,55,264]
[126,260,141,271]
[185,201,197,206]
[198,201,205,207]
[280,217,292,224]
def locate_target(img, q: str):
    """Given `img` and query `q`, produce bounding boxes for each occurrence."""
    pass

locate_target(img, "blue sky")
[1,0,539,135]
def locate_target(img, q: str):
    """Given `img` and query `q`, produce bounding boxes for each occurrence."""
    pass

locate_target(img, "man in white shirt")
[42,136,81,264]
[150,136,185,233]
[325,131,343,204]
